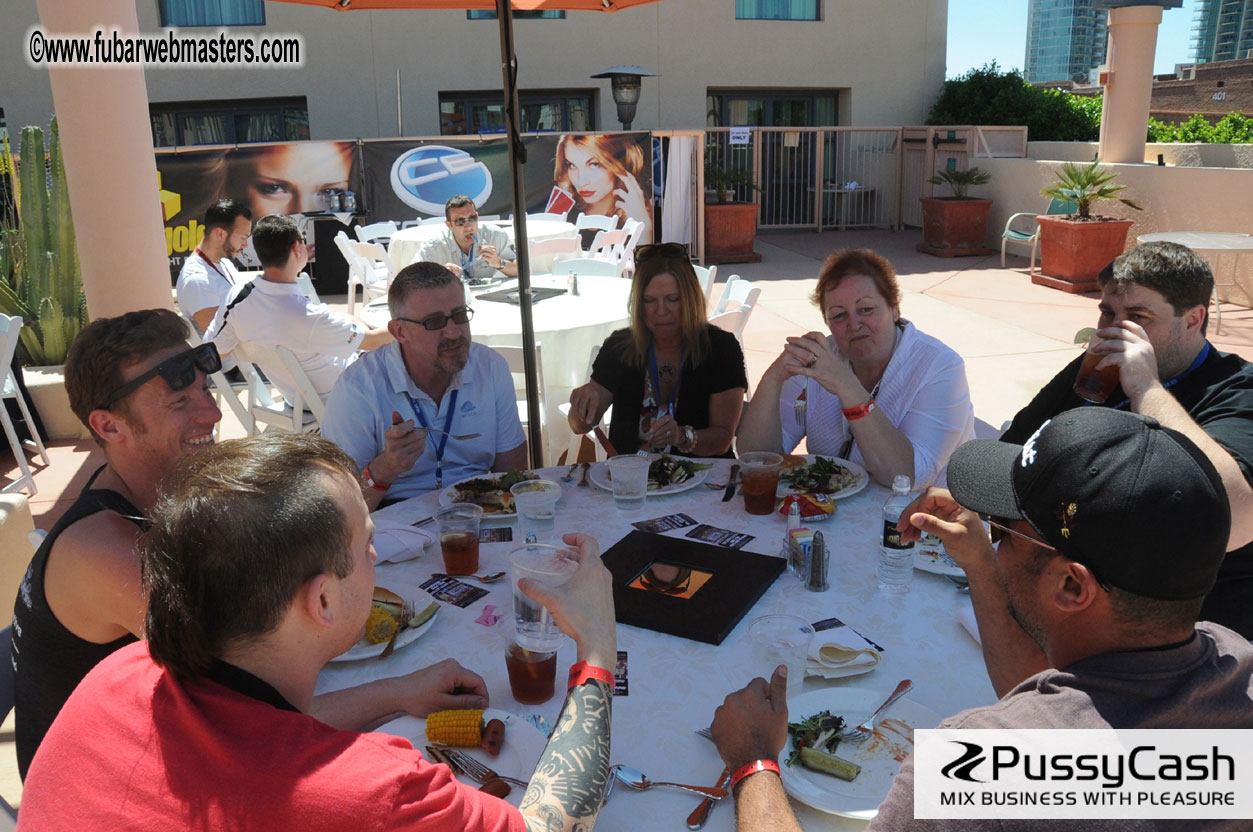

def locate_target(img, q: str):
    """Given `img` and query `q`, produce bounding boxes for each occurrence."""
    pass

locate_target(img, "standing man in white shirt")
[205,214,392,404]
[176,199,252,336]
[415,195,518,282]
[322,261,527,509]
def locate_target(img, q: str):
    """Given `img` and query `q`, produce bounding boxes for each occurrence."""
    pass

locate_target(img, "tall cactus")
[0,117,86,365]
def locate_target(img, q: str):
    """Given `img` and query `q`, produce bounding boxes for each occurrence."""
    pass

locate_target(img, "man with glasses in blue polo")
[414,194,518,283]
[322,261,527,509]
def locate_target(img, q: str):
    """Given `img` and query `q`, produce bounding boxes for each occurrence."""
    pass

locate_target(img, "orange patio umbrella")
[267,0,664,466]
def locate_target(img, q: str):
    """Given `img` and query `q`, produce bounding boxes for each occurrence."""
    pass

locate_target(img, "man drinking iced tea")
[1001,241,1253,638]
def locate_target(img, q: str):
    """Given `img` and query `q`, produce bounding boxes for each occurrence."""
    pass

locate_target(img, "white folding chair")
[337,232,395,316]
[556,346,611,464]
[355,220,399,244]
[183,313,268,437]
[574,213,618,234]
[616,218,648,278]
[548,257,622,278]
[692,264,718,304]
[587,228,629,261]
[709,277,761,349]
[418,216,447,227]
[712,273,748,315]
[233,341,326,434]
[1,314,50,495]
[528,212,568,224]
[529,236,580,271]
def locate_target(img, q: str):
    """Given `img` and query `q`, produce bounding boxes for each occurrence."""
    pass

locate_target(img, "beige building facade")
[4,1,948,142]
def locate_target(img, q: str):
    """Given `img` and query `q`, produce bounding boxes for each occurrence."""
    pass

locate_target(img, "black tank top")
[11,466,142,780]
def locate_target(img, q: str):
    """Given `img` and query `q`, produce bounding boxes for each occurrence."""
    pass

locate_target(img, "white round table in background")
[388,220,578,272]
[1137,231,1253,309]
[361,273,631,463]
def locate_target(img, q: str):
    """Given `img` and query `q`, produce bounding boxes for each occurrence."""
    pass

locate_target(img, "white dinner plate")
[377,709,546,807]
[439,472,542,520]
[330,605,439,662]
[779,687,940,819]
[777,455,870,502]
[587,454,710,496]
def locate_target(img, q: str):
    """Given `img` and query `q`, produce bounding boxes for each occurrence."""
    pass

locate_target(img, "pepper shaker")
[806,530,829,592]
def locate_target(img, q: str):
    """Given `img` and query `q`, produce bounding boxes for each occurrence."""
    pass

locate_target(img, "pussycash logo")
[939,740,1234,789]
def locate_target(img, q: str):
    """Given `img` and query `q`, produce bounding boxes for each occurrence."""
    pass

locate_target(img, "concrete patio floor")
[1,226,1251,808]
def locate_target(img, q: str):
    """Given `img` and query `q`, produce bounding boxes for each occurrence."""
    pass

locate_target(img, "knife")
[686,766,732,829]
[721,464,741,502]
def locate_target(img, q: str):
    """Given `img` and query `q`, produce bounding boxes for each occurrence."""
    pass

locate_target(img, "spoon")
[611,765,728,800]
[561,464,578,483]
[431,571,507,584]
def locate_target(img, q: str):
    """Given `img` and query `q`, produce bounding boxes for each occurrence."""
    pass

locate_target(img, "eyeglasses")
[635,242,689,264]
[450,214,479,227]
[395,306,475,331]
[103,343,221,407]
[986,517,1057,552]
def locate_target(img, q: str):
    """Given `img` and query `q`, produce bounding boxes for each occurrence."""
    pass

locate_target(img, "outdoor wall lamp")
[591,66,657,130]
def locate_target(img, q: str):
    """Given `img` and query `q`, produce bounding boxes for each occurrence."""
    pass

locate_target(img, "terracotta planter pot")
[1035,215,1134,293]
[24,365,91,440]
[704,202,761,265]
[915,197,994,257]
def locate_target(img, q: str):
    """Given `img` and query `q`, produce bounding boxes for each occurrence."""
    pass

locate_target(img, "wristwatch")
[679,425,697,454]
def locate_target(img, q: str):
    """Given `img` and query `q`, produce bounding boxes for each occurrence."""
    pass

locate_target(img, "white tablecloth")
[360,274,631,463]
[389,220,578,272]
[317,461,997,831]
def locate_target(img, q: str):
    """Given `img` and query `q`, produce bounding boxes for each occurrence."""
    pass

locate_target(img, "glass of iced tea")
[436,503,483,575]
[1072,334,1120,403]
[738,452,783,516]
[504,641,558,704]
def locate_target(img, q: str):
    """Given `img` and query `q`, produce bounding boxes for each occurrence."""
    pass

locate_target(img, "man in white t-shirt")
[176,199,252,336]
[206,215,392,405]
[414,195,517,282]
[322,262,527,509]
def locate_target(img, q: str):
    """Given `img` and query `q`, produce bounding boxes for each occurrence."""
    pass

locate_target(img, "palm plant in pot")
[704,150,762,264]
[1033,159,1141,293]
[917,166,994,257]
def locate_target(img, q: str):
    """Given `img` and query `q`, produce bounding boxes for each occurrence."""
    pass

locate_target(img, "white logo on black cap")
[1022,419,1051,468]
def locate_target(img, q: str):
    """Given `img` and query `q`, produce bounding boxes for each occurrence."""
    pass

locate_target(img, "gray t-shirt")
[869,623,1253,831]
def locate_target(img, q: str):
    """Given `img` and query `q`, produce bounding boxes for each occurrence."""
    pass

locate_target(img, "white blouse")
[777,321,975,489]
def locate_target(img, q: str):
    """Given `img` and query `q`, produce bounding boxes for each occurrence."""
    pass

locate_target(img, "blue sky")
[947,0,1202,78]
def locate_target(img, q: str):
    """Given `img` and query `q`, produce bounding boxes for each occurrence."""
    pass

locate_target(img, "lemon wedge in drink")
[1073,326,1098,346]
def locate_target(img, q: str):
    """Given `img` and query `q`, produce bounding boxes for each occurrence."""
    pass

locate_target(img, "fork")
[561,464,578,483]
[424,428,482,441]
[379,600,417,660]
[839,679,913,742]
[440,747,530,788]
[577,461,591,487]
[794,381,808,429]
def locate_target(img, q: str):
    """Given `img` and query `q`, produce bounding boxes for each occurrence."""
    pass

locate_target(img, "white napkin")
[371,521,434,564]
[805,625,882,679]
[956,602,982,645]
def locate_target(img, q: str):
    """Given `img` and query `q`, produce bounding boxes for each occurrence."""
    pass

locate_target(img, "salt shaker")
[806,530,829,592]
[570,272,580,296]
[783,502,802,577]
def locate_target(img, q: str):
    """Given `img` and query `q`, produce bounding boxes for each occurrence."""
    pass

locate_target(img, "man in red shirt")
[19,432,617,832]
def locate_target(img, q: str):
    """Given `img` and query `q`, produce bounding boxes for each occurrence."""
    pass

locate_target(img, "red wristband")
[362,464,391,492]
[729,759,781,789]
[567,661,614,690]
[842,399,876,421]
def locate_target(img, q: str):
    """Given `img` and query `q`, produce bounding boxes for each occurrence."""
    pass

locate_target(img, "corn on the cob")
[363,605,399,644]
[426,709,484,746]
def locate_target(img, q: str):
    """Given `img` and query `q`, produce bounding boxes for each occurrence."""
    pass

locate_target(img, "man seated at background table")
[176,198,252,337]
[19,433,619,831]
[416,194,518,281]
[1001,241,1253,643]
[708,407,1253,830]
[323,261,527,509]
[205,214,392,403]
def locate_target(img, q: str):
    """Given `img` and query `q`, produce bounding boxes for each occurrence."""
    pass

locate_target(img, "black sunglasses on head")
[103,343,221,407]
[635,242,690,265]
[395,306,475,331]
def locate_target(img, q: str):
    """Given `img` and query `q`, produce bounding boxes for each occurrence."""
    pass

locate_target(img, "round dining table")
[388,219,578,271]
[317,460,998,830]
[359,273,632,463]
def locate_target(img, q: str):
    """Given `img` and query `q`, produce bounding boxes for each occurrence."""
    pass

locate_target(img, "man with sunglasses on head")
[707,407,1253,831]
[205,214,392,402]
[10,309,224,779]
[415,194,517,282]
[323,261,527,509]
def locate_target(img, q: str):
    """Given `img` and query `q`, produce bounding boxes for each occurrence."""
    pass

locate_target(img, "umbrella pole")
[496,0,545,469]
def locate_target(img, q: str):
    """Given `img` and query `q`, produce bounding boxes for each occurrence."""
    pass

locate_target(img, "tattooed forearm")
[521,680,613,832]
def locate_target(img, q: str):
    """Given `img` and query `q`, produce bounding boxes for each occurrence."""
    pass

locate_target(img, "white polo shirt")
[205,278,365,404]
[176,250,240,332]
[322,341,526,501]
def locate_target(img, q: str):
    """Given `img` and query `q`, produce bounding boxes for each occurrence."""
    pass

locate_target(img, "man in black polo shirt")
[1002,241,1253,641]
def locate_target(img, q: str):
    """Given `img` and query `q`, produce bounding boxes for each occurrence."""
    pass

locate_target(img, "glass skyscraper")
[1024,0,1110,83]
[1192,0,1253,63]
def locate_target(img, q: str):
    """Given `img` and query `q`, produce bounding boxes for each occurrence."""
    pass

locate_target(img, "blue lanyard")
[403,389,459,488]
[647,344,685,419]
[1097,342,1212,411]
[459,241,475,272]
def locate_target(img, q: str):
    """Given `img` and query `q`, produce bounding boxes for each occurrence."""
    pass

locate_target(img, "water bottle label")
[882,519,913,550]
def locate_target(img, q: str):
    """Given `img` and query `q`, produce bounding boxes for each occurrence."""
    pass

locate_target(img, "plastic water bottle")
[878,475,915,594]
